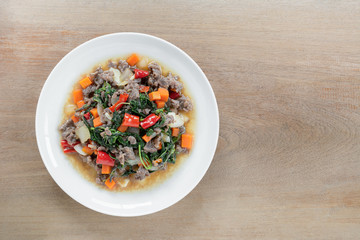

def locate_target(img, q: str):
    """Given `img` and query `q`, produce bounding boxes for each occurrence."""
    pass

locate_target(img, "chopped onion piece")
[168,112,185,128]
[105,112,112,120]
[109,67,121,86]
[119,68,134,85]
[75,124,90,143]
[118,178,130,188]
[74,144,87,156]
[64,104,76,116]
[88,144,97,150]
[137,57,149,69]
[162,133,170,142]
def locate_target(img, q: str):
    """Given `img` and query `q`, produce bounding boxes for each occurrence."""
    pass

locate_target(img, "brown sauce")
[60,54,195,192]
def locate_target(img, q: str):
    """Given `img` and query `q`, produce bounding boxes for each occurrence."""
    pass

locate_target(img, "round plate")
[36,33,219,216]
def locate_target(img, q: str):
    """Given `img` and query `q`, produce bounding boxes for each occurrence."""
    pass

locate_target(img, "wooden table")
[1,1,360,239]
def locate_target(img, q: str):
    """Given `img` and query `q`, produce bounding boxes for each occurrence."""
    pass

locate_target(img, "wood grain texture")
[1,1,360,239]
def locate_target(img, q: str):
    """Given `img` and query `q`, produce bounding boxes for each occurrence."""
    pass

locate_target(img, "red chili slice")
[134,69,149,79]
[122,113,140,128]
[140,113,161,129]
[96,151,115,166]
[169,91,181,99]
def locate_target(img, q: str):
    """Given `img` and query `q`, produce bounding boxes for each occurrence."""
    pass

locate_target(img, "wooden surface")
[1,1,360,239]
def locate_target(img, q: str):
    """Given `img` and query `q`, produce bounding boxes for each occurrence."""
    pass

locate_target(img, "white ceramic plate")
[36,33,219,216]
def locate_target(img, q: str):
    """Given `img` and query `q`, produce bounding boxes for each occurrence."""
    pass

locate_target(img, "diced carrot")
[93,117,102,127]
[82,146,94,155]
[154,158,162,164]
[90,108,99,118]
[142,134,152,143]
[158,88,169,102]
[73,89,83,103]
[105,178,116,189]
[76,100,85,108]
[155,100,165,109]
[71,115,79,123]
[127,53,140,66]
[172,127,179,137]
[158,142,162,150]
[117,124,128,132]
[139,85,150,93]
[181,133,193,149]
[79,76,92,89]
[149,91,161,101]
[102,165,112,174]
[94,150,98,155]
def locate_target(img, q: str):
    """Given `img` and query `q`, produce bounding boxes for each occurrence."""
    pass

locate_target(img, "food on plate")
[59,54,193,190]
